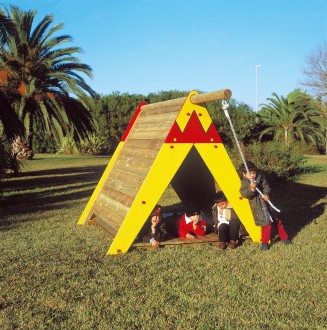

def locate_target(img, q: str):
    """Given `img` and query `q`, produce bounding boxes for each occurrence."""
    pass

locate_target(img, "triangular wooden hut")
[78,89,261,254]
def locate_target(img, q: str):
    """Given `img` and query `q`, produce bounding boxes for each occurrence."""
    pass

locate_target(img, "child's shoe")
[260,243,269,251]
[218,242,227,250]
[282,238,292,245]
[227,240,237,250]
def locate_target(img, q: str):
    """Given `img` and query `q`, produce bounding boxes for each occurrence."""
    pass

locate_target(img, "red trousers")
[261,219,288,243]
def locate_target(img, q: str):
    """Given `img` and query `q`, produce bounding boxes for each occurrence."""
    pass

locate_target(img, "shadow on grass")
[0,165,106,227]
[1,164,326,240]
[270,179,327,239]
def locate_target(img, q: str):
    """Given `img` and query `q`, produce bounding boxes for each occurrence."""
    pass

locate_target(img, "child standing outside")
[212,191,241,250]
[239,161,292,251]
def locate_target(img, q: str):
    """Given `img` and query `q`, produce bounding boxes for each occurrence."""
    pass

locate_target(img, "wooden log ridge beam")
[142,89,232,111]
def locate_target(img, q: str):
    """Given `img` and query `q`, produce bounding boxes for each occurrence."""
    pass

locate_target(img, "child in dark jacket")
[239,161,292,251]
[142,206,168,247]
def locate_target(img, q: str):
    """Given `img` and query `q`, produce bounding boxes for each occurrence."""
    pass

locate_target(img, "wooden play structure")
[78,89,261,254]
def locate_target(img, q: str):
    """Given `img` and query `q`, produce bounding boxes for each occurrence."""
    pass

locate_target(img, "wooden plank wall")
[90,103,182,235]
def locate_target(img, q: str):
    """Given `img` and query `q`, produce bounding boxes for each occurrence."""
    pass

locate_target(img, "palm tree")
[0,6,96,157]
[258,89,324,151]
[0,8,25,140]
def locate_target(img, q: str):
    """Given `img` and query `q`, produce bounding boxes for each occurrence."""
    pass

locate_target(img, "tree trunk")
[12,136,34,160]
[284,128,289,151]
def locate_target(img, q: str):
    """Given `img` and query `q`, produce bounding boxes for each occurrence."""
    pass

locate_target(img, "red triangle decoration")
[165,111,222,143]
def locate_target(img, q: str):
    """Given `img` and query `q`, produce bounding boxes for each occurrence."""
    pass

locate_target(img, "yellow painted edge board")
[195,143,261,243]
[107,143,193,255]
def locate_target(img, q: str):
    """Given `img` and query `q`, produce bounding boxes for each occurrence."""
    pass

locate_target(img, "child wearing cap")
[177,203,207,239]
[239,160,292,251]
[142,206,168,247]
[212,191,241,250]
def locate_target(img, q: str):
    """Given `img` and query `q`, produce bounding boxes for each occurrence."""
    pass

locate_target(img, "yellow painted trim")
[195,143,261,242]
[107,143,193,254]
[176,91,212,132]
[77,142,125,225]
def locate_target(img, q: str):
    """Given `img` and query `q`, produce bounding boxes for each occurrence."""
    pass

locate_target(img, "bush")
[56,136,79,155]
[78,133,110,155]
[32,131,57,153]
[292,141,321,155]
[228,141,306,180]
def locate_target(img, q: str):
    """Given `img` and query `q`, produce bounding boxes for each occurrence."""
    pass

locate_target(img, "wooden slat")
[92,207,124,232]
[112,159,149,178]
[123,139,164,150]
[116,153,156,168]
[127,129,169,140]
[139,104,182,116]
[132,120,173,132]
[109,168,145,185]
[132,232,221,250]
[99,186,135,207]
[106,173,144,191]
[132,109,178,133]
[103,212,125,232]
[104,179,140,199]
[118,146,159,162]
[115,154,153,169]
[137,110,180,123]
[89,215,118,237]
[94,207,124,233]
[112,161,150,182]
[90,204,122,233]
[96,193,130,221]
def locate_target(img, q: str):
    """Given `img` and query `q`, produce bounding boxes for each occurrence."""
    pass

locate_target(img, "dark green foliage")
[146,90,189,103]
[92,91,190,154]
[292,141,321,155]
[32,130,57,153]
[207,99,261,147]
[92,92,144,153]
[228,141,306,180]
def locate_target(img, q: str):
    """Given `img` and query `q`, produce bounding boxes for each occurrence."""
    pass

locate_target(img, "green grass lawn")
[0,154,326,329]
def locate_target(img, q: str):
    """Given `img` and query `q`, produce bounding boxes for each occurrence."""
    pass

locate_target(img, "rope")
[222,100,281,213]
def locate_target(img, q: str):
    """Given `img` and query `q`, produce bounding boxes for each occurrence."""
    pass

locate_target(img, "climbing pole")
[222,100,281,213]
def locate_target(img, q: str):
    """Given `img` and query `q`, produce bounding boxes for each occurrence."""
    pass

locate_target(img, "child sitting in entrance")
[177,203,207,239]
[142,206,168,247]
[212,191,241,250]
[239,161,292,251]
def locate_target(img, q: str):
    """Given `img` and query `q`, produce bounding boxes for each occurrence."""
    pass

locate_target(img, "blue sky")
[1,0,327,110]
